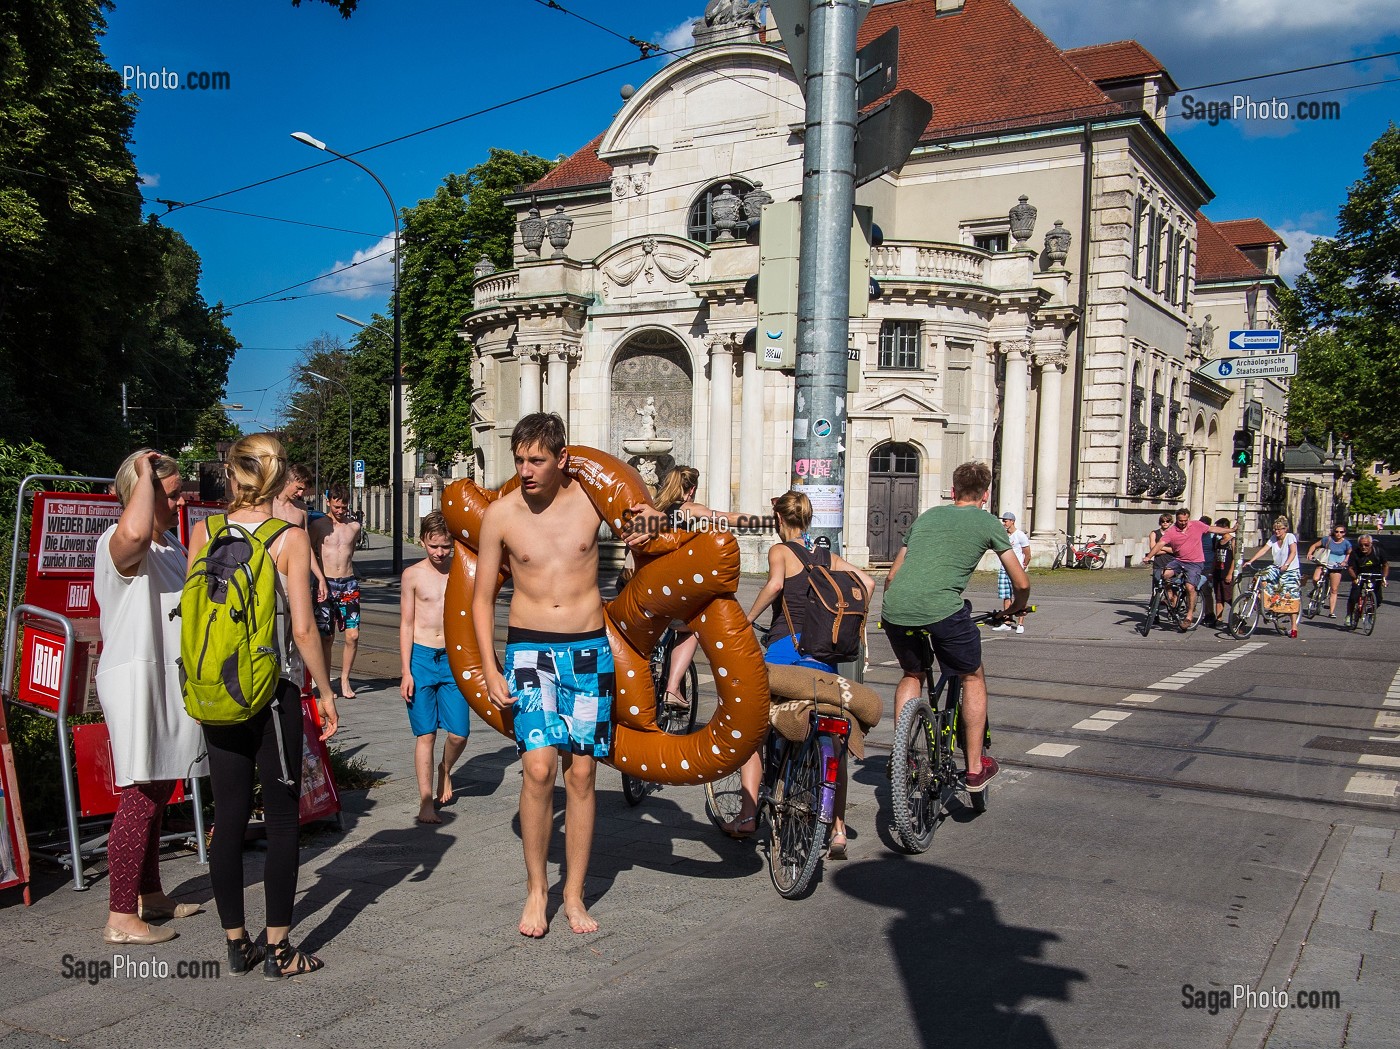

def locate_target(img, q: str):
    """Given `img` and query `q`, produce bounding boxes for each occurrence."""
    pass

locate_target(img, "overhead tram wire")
[1165,75,1400,121]
[1176,49,1400,93]
[221,248,395,311]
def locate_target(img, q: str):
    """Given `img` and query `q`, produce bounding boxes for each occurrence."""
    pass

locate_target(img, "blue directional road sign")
[1228,329,1282,352]
[1195,353,1297,382]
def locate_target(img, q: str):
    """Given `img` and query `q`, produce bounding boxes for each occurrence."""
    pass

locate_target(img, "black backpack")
[781,542,871,665]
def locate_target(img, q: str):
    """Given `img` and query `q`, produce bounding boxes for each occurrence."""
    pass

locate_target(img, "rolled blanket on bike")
[765,664,883,759]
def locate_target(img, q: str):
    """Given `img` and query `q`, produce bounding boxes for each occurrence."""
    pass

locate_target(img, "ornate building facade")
[460,0,1289,569]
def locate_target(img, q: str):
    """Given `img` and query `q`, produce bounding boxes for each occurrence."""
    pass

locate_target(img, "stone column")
[705,333,736,511]
[517,345,542,418]
[1032,347,1068,538]
[739,340,765,513]
[998,339,1032,518]
[545,345,577,425]
[1201,449,1220,515]
[1189,444,1207,514]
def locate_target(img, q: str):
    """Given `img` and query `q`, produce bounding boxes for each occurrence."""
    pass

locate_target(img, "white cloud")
[138,172,159,187]
[656,17,698,63]
[1274,226,1330,286]
[312,233,397,300]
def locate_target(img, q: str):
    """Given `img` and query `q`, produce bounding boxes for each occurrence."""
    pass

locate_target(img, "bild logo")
[67,582,92,611]
[31,636,64,694]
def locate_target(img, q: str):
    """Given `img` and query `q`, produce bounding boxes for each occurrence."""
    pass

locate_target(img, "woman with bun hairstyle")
[94,449,207,945]
[186,434,338,978]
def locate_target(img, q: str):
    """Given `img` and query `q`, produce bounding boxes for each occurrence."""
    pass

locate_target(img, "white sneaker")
[1015,624,1025,634]
[991,624,1013,632]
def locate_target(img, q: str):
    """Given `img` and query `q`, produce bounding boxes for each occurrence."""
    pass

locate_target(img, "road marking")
[1027,742,1079,758]
[1120,693,1159,704]
[1147,641,1267,690]
[1376,711,1400,731]
[1091,710,1132,721]
[1358,754,1400,768]
[1073,718,1119,731]
[1344,772,1399,798]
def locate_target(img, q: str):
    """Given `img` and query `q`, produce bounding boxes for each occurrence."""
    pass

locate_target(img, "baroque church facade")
[460,0,1291,569]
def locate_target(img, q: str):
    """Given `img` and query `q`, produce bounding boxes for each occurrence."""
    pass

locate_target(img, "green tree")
[399,150,553,465]
[1286,124,1400,463]
[1350,472,1383,515]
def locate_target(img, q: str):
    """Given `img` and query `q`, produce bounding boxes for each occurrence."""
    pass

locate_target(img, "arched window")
[687,179,755,244]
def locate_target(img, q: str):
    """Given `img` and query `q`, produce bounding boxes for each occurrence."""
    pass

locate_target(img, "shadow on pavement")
[831,855,1085,1047]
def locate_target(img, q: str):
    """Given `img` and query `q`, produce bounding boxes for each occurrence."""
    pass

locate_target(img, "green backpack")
[178,514,294,726]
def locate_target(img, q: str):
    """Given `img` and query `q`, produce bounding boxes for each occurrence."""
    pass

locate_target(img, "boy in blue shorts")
[400,512,470,825]
[473,413,615,938]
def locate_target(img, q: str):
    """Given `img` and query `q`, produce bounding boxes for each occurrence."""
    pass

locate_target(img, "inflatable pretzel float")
[439,447,771,784]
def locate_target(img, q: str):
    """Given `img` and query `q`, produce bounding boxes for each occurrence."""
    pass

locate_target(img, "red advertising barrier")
[0,703,31,902]
[16,621,101,716]
[178,501,224,549]
[24,492,119,620]
[71,724,187,818]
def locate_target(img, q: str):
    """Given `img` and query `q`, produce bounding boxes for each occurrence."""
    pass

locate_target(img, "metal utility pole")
[790,0,860,552]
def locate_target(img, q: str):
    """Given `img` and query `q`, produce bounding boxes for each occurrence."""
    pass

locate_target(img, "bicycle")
[1227,566,1294,639]
[888,606,1030,854]
[1344,573,1384,636]
[1302,564,1341,619]
[1137,570,1205,635]
[1051,530,1108,570]
[703,704,850,899]
[353,509,370,551]
[621,624,700,806]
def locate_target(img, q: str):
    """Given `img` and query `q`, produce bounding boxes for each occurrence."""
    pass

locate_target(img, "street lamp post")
[289,404,321,508]
[293,130,404,574]
[308,370,353,508]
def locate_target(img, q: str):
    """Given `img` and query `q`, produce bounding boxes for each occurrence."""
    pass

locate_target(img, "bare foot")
[436,764,453,806]
[519,893,549,938]
[340,680,356,699]
[415,800,441,825]
[562,898,598,934]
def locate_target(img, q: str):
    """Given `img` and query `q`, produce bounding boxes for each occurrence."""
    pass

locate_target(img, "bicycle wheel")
[704,768,745,831]
[1302,580,1322,619]
[1085,548,1107,570]
[1138,590,1161,636]
[671,662,700,734]
[1361,592,1377,636]
[621,772,649,807]
[1052,546,1065,570]
[890,698,942,853]
[767,738,824,899]
[1272,608,1291,636]
[1186,590,1205,630]
[1229,592,1259,639]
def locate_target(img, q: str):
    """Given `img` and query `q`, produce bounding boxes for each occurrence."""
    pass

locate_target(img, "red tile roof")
[1065,40,1171,86]
[524,133,610,193]
[1195,213,1265,282]
[1213,218,1286,250]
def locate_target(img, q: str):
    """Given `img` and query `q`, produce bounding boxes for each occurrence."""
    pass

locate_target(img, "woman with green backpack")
[183,434,338,979]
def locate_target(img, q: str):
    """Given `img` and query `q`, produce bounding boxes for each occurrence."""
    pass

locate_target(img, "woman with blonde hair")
[94,449,207,945]
[732,491,873,853]
[186,433,338,978]
[1244,515,1302,638]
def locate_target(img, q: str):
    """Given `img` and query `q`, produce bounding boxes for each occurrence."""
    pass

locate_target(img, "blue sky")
[99,0,1400,434]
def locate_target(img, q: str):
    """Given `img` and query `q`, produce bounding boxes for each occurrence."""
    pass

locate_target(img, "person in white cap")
[994,512,1031,632]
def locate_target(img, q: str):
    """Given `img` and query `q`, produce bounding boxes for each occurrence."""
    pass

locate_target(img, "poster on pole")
[178,501,224,548]
[24,492,120,619]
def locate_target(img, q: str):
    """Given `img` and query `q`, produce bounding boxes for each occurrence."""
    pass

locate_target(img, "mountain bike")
[621,624,700,806]
[1137,570,1205,635]
[1302,567,1340,619]
[1344,573,1384,636]
[703,706,851,899]
[888,606,1029,854]
[1228,567,1293,639]
[1051,530,1108,570]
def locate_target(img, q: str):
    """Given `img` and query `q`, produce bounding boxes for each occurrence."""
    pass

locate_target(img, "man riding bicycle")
[881,461,1029,791]
[1144,508,1233,632]
[1344,533,1389,627]
[1306,525,1352,618]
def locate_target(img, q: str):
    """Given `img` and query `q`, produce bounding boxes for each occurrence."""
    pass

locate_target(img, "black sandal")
[226,934,265,975]
[264,938,324,981]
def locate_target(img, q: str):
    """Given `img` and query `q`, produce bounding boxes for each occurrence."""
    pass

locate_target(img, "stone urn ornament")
[742,181,773,224]
[519,207,546,259]
[473,254,497,279]
[1008,194,1037,244]
[1044,220,1072,267]
[546,204,574,259]
[710,183,743,240]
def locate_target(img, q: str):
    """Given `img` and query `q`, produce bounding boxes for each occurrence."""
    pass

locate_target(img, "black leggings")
[203,682,303,931]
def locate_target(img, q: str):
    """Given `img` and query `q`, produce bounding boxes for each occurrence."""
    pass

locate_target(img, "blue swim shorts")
[505,627,614,758]
[406,643,471,738]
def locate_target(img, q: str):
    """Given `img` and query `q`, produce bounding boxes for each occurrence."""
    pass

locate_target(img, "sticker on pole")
[813,418,832,438]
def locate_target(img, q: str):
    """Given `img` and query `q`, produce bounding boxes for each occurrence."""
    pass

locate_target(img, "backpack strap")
[251,517,295,553]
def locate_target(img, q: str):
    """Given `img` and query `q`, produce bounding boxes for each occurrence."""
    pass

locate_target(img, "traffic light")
[1232,429,1254,474]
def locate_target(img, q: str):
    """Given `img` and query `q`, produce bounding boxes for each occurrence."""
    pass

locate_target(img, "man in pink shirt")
[1144,508,1234,630]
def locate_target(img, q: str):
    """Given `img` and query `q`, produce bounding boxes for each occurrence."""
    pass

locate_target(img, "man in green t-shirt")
[881,461,1030,791]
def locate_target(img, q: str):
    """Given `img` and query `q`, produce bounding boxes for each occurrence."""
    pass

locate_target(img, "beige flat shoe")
[104,924,177,945]
[138,900,204,920]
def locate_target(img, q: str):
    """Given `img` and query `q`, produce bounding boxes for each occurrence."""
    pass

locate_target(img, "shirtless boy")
[275,464,328,603]
[473,413,612,938]
[311,483,362,698]
[400,512,470,825]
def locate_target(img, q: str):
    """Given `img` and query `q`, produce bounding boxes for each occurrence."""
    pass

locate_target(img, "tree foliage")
[1285,124,1400,463]
[399,150,553,465]
[0,1,237,473]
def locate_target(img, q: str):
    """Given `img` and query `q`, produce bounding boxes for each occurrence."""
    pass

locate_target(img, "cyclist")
[1306,524,1352,618]
[881,461,1028,792]
[1143,508,1234,631]
[1242,516,1301,638]
[1343,533,1389,628]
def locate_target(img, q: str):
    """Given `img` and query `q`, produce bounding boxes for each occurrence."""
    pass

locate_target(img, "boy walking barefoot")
[399,512,471,825]
[311,484,362,698]
[473,413,613,938]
